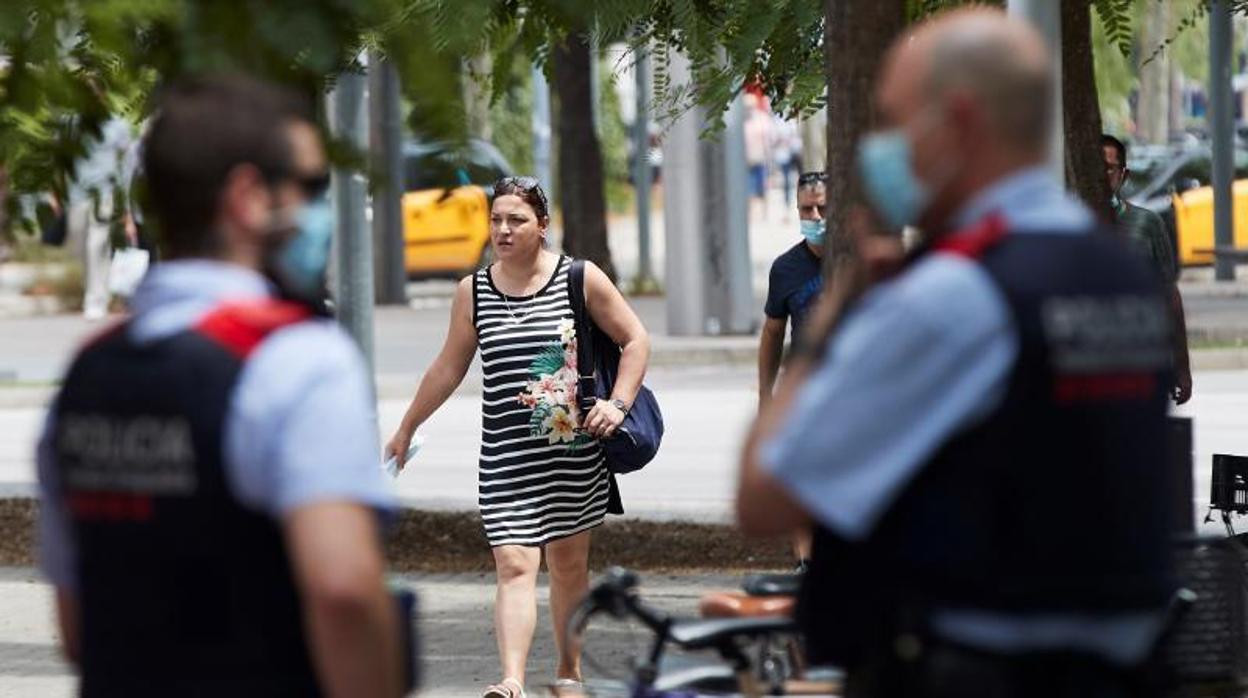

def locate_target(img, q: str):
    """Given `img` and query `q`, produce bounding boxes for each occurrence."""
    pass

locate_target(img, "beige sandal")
[482,677,526,698]
[552,678,586,696]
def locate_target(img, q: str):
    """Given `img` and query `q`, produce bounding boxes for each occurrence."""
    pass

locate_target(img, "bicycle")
[564,567,841,697]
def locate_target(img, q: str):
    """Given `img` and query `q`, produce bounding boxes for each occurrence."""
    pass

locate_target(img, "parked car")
[1126,145,1248,266]
[401,139,512,278]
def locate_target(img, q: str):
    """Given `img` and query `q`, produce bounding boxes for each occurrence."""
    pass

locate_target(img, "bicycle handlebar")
[570,566,670,639]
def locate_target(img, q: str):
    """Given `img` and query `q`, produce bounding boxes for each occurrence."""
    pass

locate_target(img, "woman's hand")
[583,400,626,439]
[384,425,416,471]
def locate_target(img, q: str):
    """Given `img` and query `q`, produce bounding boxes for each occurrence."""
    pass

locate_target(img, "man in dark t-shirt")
[760,171,827,405]
[759,171,825,570]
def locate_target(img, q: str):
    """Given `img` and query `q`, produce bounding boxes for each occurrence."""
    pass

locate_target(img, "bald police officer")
[738,9,1174,698]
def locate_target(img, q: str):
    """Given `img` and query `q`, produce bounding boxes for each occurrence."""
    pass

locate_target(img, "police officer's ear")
[218,163,275,235]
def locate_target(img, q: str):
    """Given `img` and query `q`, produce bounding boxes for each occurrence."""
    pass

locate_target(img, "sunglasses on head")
[797,171,827,186]
[494,175,549,209]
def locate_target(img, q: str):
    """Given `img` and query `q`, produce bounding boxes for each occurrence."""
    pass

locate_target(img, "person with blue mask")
[758,170,826,570]
[738,9,1174,698]
[35,76,408,697]
[760,171,827,406]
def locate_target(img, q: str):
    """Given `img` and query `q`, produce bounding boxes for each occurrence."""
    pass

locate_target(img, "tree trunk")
[1061,0,1112,220]
[823,0,907,272]
[552,31,617,280]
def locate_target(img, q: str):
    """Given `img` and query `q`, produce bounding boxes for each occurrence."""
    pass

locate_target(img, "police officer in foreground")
[737,9,1174,697]
[36,76,404,696]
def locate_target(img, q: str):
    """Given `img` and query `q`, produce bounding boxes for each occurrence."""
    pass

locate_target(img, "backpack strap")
[568,259,598,410]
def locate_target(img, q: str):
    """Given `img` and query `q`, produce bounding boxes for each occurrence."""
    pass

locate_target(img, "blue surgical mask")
[800,219,825,246]
[857,129,931,231]
[272,198,334,301]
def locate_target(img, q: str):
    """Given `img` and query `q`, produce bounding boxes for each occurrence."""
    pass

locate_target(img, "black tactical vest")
[799,219,1176,667]
[52,301,320,697]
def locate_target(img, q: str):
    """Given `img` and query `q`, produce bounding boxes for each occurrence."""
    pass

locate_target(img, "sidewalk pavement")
[0,567,743,698]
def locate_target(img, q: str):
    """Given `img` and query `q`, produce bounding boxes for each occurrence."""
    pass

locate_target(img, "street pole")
[1007,0,1064,181]
[1210,0,1236,281]
[330,71,376,375]
[369,55,407,305]
[632,43,656,290]
[661,51,705,335]
[660,50,754,336]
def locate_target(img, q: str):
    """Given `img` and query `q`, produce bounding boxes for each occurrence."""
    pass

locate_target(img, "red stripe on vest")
[194,300,312,358]
[933,213,1008,259]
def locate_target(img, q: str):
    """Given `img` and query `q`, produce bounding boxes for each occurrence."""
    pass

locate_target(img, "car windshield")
[1124,146,1248,201]
[404,141,510,192]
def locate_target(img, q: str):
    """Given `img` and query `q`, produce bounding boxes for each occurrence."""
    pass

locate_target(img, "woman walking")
[385,176,651,698]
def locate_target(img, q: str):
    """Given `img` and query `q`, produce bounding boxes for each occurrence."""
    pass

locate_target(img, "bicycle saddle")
[668,616,798,650]
[699,591,795,619]
[741,572,803,597]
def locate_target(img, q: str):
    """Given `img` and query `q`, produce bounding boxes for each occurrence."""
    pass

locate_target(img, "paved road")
[0,567,741,697]
[0,366,758,522]
[1,365,1245,528]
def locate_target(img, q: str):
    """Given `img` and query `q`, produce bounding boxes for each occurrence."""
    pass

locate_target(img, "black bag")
[40,209,67,247]
[568,259,664,474]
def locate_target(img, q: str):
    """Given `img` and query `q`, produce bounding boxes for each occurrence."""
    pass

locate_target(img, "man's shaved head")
[920,9,1053,150]
[868,8,1055,230]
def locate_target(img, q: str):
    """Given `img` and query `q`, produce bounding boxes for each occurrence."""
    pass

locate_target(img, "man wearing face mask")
[737,9,1174,697]
[1103,134,1192,405]
[35,76,405,697]
[760,170,828,406]
[759,171,826,570]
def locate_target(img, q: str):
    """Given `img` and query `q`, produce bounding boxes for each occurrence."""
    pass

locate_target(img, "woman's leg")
[493,544,542,686]
[545,530,592,680]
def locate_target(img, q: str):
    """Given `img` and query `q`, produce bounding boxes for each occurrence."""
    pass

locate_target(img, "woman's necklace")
[498,263,547,323]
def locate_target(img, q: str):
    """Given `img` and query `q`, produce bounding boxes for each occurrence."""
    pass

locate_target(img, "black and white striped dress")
[473,255,611,547]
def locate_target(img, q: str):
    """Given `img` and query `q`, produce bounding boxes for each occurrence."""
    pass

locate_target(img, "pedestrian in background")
[67,115,132,320]
[773,118,803,213]
[738,9,1175,697]
[37,76,405,697]
[758,170,826,569]
[1103,134,1192,404]
[744,96,772,220]
[386,176,651,698]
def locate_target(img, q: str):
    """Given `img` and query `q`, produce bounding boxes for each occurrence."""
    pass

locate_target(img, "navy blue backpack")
[568,260,664,474]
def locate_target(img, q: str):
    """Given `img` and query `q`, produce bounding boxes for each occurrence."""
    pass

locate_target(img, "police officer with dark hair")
[738,9,1174,698]
[36,76,405,697]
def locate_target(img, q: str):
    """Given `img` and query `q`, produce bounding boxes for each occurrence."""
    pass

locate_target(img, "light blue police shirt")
[37,260,396,591]
[760,166,1163,664]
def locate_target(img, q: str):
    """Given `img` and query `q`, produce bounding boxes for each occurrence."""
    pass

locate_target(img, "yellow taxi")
[1172,179,1248,265]
[1127,146,1248,266]
[401,140,511,278]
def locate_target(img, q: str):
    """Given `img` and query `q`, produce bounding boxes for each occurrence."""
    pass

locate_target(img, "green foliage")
[0,0,518,238]
[7,0,1248,243]
[1094,0,1136,58]
[488,55,536,175]
[1092,2,1138,135]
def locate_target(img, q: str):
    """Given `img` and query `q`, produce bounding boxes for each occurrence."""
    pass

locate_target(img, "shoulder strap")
[194,299,312,359]
[568,260,598,402]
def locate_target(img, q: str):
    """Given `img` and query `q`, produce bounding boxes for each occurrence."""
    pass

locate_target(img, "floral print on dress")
[521,319,593,446]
